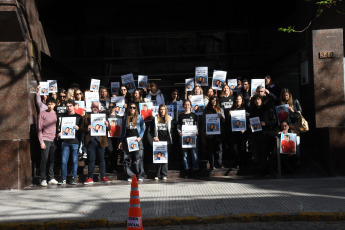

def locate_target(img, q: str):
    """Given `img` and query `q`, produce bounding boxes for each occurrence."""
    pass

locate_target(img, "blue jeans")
[123,140,145,180]
[61,142,79,180]
[87,139,106,179]
[181,138,199,170]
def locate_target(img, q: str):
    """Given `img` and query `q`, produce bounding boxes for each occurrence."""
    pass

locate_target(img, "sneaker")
[154,177,159,180]
[82,153,87,159]
[70,177,77,185]
[102,177,110,183]
[162,176,167,180]
[127,178,132,182]
[40,180,47,187]
[138,178,144,182]
[84,177,94,185]
[58,180,66,185]
[48,179,58,185]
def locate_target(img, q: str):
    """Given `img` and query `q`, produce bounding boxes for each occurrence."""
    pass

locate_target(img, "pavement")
[1,176,345,229]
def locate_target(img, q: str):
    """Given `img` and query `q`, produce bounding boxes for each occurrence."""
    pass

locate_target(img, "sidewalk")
[1,177,345,229]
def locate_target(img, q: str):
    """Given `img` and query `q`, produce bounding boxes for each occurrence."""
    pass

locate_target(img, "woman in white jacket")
[146,81,165,106]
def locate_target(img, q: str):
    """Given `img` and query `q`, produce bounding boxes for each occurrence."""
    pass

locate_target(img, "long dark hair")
[126,103,138,127]
[205,96,221,113]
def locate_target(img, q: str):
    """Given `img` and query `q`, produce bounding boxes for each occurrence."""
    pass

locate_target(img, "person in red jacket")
[281,134,295,154]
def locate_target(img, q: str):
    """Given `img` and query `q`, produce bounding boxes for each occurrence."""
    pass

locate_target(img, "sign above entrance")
[319,51,334,59]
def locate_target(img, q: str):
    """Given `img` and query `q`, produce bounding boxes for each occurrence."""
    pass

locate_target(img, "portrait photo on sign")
[280,133,297,154]
[275,104,289,125]
[108,118,122,137]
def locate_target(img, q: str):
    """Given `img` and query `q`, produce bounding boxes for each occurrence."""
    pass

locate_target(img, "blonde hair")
[219,84,233,97]
[157,104,171,124]
[67,88,75,100]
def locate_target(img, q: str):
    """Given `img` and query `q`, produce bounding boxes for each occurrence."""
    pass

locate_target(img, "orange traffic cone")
[127,174,143,230]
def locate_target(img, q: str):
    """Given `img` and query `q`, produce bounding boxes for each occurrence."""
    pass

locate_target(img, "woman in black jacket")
[278,88,302,129]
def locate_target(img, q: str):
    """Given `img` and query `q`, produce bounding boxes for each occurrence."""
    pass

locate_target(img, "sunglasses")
[129,107,136,109]
[75,93,82,95]
[59,95,66,98]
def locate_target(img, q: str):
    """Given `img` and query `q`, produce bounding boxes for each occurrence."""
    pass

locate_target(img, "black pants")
[206,136,223,168]
[155,142,171,178]
[40,140,57,180]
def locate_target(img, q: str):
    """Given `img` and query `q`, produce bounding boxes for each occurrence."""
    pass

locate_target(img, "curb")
[1,212,345,229]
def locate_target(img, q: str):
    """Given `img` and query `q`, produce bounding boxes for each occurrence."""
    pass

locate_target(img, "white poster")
[90,79,101,92]
[47,80,58,93]
[61,117,76,139]
[181,125,197,148]
[227,79,237,92]
[90,113,106,136]
[111,96,125,116]
[190,95,204,115]
[127,136,139,152]
[138,75,148,88]
[111,82,120,96]
[153,141,168,163]
[205,114,221,135]
[185,78,194,91]
[39,82,49,95]
[249,117,262,132]
[152,105,159,117]
[280,133,297,154]
[212,70,227,90]
[121,73,136,93]
[251,79,265,96]
[85,92,100,112]
[195,67,208,86]
[231,110,246,132]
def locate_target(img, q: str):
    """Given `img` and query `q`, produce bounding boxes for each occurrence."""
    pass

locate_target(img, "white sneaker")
[154,177,159,180]
[127,178,132,182]
[48,179,58,185]
[40,180,47,187]
[138,178,144,182]
[162,177,167,180]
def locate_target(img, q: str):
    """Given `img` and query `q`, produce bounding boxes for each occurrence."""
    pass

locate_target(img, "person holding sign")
[153,104,173,180]
[130,89,145,113]
[99,86,110,113]
[230,94,249,169]
[80,102,110,184]
[177,99,199,178]
[118,103,146,182]
[278,88,303,129]
[249,95,277,177]
[203,96,225,170]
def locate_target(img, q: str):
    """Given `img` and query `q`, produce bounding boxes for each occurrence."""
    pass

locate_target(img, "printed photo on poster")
[90,79,100,92]
[231,110,246,132]
[111,96,125,116]
[181,125,197,148]
[127,136,139,152]
[39,82,49,95]
[108,118,122,137]
[90,114,106,136]
[74,101,85,116]
[111,82,120,96]
[190,95,204,115]
[138,75,148,88]
[195,67,208,86]
[152,105,159,117]
[250,79,265,96]
[212,70,226,90]
[153,141,168,163]
[249,117,262,132]
[185,78,194,91]
[205,114,221,135]
[121,73,136,93]
[280,133,297,154]
[61,117,76,139]
[227,79,238,92]
[139,102,153,121]
[48,80,58,93]
[275,104,289,125]
[85,92,100,112]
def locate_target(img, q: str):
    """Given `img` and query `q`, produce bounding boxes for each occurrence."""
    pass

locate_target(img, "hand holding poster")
[108,118,122,137]
[206,114,221,135]
[185,78,194,91]
[250,117,262,132]
[280,133,297,154]
[212,70,227,90]
[127,136,139,152]
[231,110,246,132]
[90,114,106,136]
[195,67,208,86]
[90,79,101,92]
[181,125,197,148]
[39,82,49,95]
[275,104,289,125]
[190,95,204,115]
[111,82,120,95]
[138,75,148,88]
[47,80,58,93]
[121,73,136,93]
[250,79,265,96]
[61,117,76,139]
[153,141,168,163]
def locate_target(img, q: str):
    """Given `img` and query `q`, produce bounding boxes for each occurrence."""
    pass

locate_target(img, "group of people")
[35,75,303,186]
